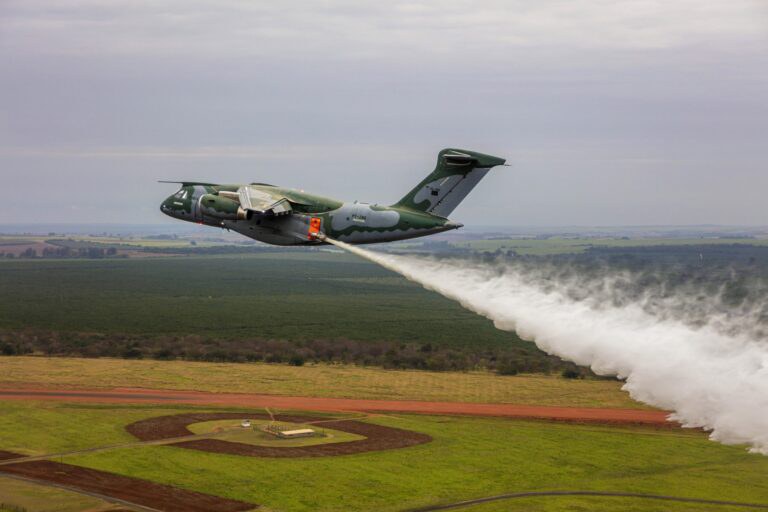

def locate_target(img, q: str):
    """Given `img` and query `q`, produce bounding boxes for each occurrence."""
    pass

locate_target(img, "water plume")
[326,237,768,454]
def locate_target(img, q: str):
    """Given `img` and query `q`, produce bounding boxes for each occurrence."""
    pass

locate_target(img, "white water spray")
[327,238,768,454]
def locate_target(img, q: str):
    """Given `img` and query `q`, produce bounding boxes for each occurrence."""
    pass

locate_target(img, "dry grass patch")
[0,357,648,409]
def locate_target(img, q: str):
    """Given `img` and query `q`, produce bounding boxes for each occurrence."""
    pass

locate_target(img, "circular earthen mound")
[126,412,431,457]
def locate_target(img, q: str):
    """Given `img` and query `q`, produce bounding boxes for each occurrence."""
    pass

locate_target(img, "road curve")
[407,490,768,511]
[0,386,672,426]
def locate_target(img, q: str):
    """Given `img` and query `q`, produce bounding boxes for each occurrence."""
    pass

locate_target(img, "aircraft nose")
[160,196,177,217]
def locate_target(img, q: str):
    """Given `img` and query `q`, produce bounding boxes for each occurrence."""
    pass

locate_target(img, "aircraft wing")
[238,185,293,216]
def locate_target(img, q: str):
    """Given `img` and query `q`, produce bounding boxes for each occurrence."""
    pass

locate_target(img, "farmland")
[448,236,768,255]
[0,252,519,347]
[2,234,766,373]
[1,235,767,511]
[0,250,569,374]
[0,400,767,512]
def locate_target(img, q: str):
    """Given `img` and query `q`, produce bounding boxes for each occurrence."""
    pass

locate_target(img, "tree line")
[0,328,591,378]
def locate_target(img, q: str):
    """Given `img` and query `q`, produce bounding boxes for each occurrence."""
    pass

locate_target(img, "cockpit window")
[174,190,187,199]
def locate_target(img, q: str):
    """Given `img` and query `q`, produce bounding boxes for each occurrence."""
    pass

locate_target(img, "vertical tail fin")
[394,148,506,218]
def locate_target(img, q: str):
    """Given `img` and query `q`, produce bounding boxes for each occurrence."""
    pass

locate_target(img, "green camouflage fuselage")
[160,148,505,246]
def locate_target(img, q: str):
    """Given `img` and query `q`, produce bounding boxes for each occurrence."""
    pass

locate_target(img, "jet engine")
[199,194,248,220]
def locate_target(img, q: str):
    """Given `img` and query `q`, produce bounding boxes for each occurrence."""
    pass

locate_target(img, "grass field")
[0,401,766,512]
[453,496,765,512]
[0,252,529,351]
[0,399,766,512]
[0,401,179,456]
[0,356,645,409]
[58,408,768,512]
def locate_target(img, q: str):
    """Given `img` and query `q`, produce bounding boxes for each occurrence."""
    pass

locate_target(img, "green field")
[0,401,173,456]
[3,236,765,374]
[0,252,530,350]
[0,401,766,512]
[453,496,763,512]
[1,236,766,510]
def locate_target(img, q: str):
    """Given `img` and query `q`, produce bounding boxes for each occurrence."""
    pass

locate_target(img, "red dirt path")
[0,451,256,510]
[0,386,673,426]
[0,460,254,512]
[0,450,22,461]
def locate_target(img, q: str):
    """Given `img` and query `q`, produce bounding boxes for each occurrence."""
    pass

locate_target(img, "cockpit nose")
[159,196,177,217]
[160,187,198,222]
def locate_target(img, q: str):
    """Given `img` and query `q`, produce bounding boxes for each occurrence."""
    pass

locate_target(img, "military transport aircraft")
[160,148,506,245]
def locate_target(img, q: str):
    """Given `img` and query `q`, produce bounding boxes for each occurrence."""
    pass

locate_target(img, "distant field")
[2,238,764,385]
[0,233,228,249]
[0,252,530,351]
[0,357,644,409]
[451,237,768,255]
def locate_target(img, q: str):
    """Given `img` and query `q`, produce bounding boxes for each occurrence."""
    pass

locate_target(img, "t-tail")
[393,148,506,218]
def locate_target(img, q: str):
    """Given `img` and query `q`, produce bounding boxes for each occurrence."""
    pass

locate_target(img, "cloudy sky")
[1,0,766,226]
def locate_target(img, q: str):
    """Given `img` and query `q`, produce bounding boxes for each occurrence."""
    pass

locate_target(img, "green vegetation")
[1,401,765,512]
[0,251,568,372]
[0,356,644,408]
[0,252,510,346]
[65,413,768,512]
[0,400,179,455]
[2,235,765,373]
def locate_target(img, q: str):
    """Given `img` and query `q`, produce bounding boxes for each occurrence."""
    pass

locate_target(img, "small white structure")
[241,419,251,428]
[262,423,317,438]
[278,428,315,439]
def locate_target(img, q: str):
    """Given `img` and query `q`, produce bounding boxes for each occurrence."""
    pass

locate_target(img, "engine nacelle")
[199,194,247,220]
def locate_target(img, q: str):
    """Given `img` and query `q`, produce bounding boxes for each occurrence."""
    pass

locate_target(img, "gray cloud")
[1,0,766,226]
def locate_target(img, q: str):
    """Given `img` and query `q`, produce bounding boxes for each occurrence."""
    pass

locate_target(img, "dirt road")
[0,387,672,426]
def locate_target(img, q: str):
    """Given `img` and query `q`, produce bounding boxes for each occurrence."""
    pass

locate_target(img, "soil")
[0,460,255,512]
[0,450,23,461]
[126,412,433,457]
[0,387,673,426]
